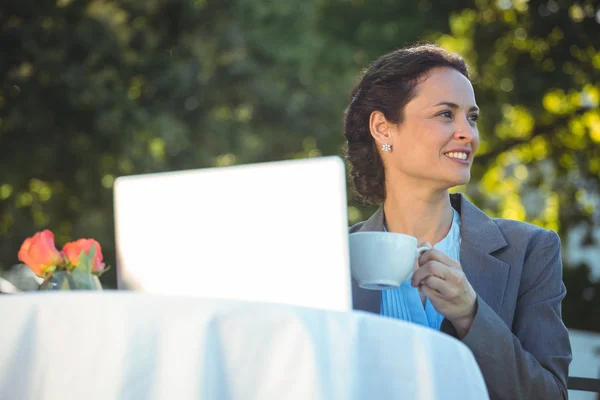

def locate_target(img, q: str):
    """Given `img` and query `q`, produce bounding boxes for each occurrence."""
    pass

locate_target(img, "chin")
[445,174,471,189]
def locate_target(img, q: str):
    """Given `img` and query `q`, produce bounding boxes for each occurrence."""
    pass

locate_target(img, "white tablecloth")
[0,293,488,400]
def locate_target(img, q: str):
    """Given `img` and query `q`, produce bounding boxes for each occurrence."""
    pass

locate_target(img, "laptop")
[113,156,352,311]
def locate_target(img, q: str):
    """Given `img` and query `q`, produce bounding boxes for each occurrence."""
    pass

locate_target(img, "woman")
[345,44,572,400]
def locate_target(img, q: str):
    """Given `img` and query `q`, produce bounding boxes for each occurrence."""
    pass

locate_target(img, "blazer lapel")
[351,208,385,314]
[451,194,510,315]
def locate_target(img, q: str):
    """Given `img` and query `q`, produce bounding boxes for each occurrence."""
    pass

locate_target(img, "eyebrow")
[434,101,479,112]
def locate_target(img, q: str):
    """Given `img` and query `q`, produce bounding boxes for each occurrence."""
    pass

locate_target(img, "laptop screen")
[113,156,352,311]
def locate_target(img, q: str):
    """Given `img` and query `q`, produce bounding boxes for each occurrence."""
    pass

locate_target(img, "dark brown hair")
[343,43,469,205]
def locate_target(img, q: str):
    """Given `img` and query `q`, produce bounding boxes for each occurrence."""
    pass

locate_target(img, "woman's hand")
[411,245,477,338]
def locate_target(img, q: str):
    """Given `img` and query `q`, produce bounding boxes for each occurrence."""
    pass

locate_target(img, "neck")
[383,183,454,245]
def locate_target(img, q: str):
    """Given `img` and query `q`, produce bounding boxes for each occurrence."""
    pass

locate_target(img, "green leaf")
[93,264,111,277]
[59,274,70,290]
[76,245,97,274]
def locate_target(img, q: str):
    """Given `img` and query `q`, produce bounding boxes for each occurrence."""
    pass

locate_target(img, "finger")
[418,248,461,269]
[419,281,445,300]
[412,260,448,287]
[420,275,457,300]
[417,263,467,288]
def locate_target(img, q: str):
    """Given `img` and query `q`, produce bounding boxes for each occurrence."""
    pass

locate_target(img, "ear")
[369,110,392,148]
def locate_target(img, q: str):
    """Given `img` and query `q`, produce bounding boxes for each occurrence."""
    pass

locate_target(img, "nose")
[454,115,477,142]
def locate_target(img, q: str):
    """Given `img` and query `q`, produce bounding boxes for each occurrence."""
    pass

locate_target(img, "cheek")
[394,121,450,158]
[422,124,454,151]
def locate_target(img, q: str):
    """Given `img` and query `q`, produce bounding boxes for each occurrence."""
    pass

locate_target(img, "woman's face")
[383,67,480,190]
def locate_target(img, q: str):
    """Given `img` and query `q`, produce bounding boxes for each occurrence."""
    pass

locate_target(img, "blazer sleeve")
[441,229,572,400]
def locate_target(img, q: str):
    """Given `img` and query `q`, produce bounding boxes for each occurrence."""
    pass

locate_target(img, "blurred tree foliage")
[1,0,599,329]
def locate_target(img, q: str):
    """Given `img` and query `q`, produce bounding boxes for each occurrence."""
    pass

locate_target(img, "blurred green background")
[1,0,599,331]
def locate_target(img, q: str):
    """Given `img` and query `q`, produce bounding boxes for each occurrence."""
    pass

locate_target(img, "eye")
[468,113,479,124]
[438,110,453,119]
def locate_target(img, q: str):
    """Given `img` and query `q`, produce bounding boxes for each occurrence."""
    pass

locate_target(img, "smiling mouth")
[444,151,469,161]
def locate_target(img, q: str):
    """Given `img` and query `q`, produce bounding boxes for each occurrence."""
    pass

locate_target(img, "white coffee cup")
[349,232,431,290]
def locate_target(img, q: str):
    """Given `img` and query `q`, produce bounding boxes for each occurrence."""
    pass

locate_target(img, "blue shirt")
[380,209,461,330]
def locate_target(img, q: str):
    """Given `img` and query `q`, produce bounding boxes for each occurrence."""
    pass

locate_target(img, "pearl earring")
[382,143,392,152]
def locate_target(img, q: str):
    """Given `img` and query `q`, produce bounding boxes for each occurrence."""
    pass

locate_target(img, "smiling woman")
[344,44,572,400]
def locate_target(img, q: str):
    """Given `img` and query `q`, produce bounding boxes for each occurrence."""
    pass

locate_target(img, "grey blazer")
[350,193,572,400]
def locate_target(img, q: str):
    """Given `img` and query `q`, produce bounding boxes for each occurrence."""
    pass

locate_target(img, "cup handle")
[416,246,431,256]
[407,246,432,281]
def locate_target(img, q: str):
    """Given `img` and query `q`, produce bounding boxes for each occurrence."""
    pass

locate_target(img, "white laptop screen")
[113,156,352,311]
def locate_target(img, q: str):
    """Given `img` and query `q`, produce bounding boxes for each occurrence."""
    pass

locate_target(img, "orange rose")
[18,230,63,277]
[62,239,105,272]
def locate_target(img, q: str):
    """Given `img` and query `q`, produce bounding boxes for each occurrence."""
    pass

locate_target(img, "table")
[0,293,488,399]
